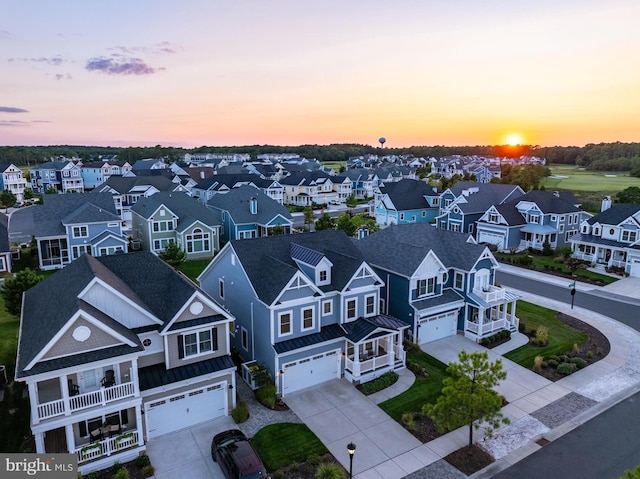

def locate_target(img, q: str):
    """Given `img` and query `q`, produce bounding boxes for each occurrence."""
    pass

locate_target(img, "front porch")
[344,335,406,384]
[465,293,520,342]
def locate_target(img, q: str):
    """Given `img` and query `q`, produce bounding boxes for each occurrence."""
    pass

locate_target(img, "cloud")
[0,106,28,113]
[0,120,29,127]
[8,55,66,66]
[54,73,73,80]
[86,55,159,75]
[107,41,181,56]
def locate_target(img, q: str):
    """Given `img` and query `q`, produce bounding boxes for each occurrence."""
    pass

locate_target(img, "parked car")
[211,429,270,479]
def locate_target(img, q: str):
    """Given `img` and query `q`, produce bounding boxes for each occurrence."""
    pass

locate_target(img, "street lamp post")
[347,442,356,479]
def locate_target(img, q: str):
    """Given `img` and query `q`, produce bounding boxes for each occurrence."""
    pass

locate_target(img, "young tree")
[1,268,43,316]
[45,186,59,194]
[315,213,336,231]
[23,188,34,200]
[158,240,187,268]
[345,195,357,212]
[0,189,17,211]
[270,224,284,236]
[303,206,315,231]
[423,350,509,455]
[616,186,640,204]
[336,213,357,237]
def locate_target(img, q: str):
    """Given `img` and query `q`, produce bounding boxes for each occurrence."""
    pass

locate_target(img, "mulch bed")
[85,458,151,479]
[271,453,345,479]
[444,444,495,475]
[529,312,611,382]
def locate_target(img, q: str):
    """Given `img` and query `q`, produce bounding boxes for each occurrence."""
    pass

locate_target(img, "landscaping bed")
[444,444,495,475]
[81,455,154,479]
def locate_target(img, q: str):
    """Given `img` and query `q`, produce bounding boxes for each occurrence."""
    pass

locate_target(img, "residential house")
[81,161,132,190]
[374,179,441,226]
[15,252,236,474]
[355,223,519,344]
[436,182,524,235]
[131,192,221,259]
[570,199,640,277]
[0,213,12,273]
[476,190,586,251]
[206,185,293,242]
[33,192,128,270]
[93,175,184,229]
[280,172,352,206]
[31,161,85,194]
[192,174,285,205]
[343,169,378,200]
[198,230,409,397]
[0,163,28,201]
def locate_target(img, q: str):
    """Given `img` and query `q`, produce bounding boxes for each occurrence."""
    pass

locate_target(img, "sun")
[503,133,524,146]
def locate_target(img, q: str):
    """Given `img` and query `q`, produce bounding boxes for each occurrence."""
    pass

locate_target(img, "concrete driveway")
[146,415,235,479]
[285,379,439,478]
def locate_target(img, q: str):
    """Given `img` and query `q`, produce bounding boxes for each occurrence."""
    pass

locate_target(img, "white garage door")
[145,382,227,439]
[282,350,340,396]
[629,260,640,278]
[418,311,457,344]
[478,231,504,248]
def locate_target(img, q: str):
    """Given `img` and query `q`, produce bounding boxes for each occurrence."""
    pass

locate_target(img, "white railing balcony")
[393,344,406,364]
[346,353,392,378]
[473,285,505,303]
[36,382,136,422]
[611,259,627,268]
[76,430,140,464]
[465,318,507,339]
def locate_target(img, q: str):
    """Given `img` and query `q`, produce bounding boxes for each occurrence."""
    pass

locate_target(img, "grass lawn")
[177,259,211,283]
[504,301,588,368]
[543,164,640,192]
[252,423,327,471]
[379,349,449,421]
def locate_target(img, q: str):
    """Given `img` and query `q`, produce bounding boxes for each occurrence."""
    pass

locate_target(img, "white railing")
[473,285,505,303]
[76,430,140,464]
[611,259,627,268]
[37,399,65,421]
[393,344,406,364]
[465,318,507,337]
[37,381,136,421]
[346,353,391,377]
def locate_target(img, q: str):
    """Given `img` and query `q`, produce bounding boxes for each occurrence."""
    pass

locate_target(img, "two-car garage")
[144,381,228,439]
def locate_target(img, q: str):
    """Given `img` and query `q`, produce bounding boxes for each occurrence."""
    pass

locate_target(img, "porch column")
[34,432,45,454]
[135,405,144,446]
[130,358,140,396]
[388,336,395,368]
[28,382,40,424]
[59,376,70,416]
[478,308,485,337]
[65,424,75,454]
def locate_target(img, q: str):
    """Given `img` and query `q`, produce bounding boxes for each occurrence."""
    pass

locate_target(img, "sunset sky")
[2,1,640,148]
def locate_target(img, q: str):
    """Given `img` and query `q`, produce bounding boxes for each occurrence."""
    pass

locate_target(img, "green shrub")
[85,473,99,479]
[231,399,249,423]
[142,465,155,478]
[541,361,548,368]
[113,468,130,479]
[360,372,399,395]
[256,384,277,409]
[558,354,569,362]
[307,454,321,468]
[533,355,544,372]
[548,355,560,362]
[547,359,559,368]
[586,350,593,359]
[569,357,588,369]
[534,326,549,346]
[401,412,416,430]
[557,362,577,375]
[273,471,285,479]
[112,462,124,474]
[135,454,151,468]
[315,462,347,479]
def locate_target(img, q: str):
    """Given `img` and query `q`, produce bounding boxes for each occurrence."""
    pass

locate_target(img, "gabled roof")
[34,192,118,237]
[31,161,73,171]
[513,190,581,214]
[355,223,487,275]
[494,204,526,226]
[445,182,524,214]
[379,179,440,211]
[131,191,220,228]
[278,171,334,186]
[16,252,206,378]
[230,230,365,305]
[195,173,279,191]
[587,203,640,226]
[94,175,176,194]
[206,185,292,225]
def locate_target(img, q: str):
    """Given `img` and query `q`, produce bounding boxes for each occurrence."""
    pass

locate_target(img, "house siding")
[166,327,229,369]
[41,317,123,360]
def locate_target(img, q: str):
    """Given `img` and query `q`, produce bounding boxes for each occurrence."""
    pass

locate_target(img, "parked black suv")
[211,429,270,479]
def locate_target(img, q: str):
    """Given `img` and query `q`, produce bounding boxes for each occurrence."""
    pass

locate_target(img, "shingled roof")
[379,179,440,211]
[587,203,640,225]
[206,185,291,225]
[131,191,220,227]
[354,223,487,276]
[230,230,365,305]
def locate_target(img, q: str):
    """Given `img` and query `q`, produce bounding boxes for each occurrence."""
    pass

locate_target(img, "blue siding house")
[34,192,128,270]
[355,223,520,344]
[206,185,293,243]
[374,179,441,226]
[198,230,408,396]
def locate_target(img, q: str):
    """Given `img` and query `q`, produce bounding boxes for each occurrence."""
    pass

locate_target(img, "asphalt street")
[492,271,640,479]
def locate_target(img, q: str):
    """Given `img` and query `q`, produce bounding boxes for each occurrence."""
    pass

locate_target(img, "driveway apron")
[285,379,428,477]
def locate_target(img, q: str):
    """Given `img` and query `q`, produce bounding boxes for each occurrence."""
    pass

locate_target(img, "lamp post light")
[347,442,356,479]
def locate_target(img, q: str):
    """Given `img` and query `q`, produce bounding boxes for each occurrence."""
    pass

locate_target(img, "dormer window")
[581,224,589,234]
[320,270,327,282]
[593,226,601,236]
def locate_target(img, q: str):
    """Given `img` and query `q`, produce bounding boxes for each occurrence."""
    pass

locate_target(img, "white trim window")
[364,294,376,316]
[454,272,464,290]
[622,230,637,243]
[181,327,217,358]
[186,228,210,253]
[72,244,91,259]
[72,226,88,238]
[346,298,357,320]
[322,300,332,316]
[301,307,314,331]
[278,311,292,336]
[219,279,224,299]
[153,238,172,252]
[417,277,436,297]
[153,220,174,232]
[241,327,248,351]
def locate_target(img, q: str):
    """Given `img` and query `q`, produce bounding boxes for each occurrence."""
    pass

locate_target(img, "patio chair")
[67,379,80,397]
[101,370,115,387]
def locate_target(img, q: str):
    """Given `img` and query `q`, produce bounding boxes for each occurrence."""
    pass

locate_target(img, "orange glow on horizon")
[503,133,525,146]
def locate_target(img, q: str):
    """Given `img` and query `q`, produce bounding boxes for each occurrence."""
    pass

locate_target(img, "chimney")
[200,171,205,180]
[601,196,612,212]
[250,197,257,215]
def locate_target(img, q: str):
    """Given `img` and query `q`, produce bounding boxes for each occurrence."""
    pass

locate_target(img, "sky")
[2,0,640,148]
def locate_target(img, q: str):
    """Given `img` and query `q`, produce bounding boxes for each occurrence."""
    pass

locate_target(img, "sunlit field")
[543,164,640,192]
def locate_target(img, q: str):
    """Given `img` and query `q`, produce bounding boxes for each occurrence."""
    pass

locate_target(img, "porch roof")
[520,224,557,234]
[412,289,465,312]
[274,324,345,354]
[167,314,228,331]
[343,315,409,343]
[138,355,235,391]
[468,289,520,309]
[569,233,635,250]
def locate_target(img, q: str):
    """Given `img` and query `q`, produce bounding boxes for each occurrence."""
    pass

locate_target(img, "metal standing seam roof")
[138,355,236,391]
